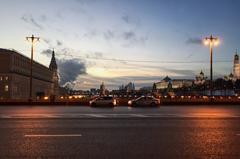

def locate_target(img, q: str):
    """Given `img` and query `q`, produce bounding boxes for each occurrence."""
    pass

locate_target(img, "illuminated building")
[194,70,207,85]
[233,50,240,79]
[155,76,193,90]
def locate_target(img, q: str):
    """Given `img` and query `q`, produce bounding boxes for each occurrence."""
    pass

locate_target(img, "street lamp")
[26,35,40,102]
[203,35,219,97]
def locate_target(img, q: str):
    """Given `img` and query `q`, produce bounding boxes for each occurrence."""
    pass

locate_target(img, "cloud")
[122,15,141,26]
[40,44,87,86]
[83,30,98,38]
[75,0,97,4]
[39,15,47,22]
[42,38,52,46]
[122,31,148,46]
[123,31,136,40]
[103,30,115,40]
[164,68,195,76]
[21,14,44,30]
[56,40,63,46]
[57,58,87,85]
[42,38,63,48]
[41,49,52,57]
[122,15,131,24]
[186,37,202,45]
[92,52,103,59]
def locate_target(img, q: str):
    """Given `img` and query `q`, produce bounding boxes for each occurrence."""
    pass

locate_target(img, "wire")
[13,49,233,64]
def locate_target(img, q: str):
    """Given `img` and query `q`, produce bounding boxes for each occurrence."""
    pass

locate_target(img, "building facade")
[155,76,193,90]
[0,48,59,100]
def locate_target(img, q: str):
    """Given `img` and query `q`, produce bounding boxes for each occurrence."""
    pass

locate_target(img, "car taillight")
[113,99,117,106]
[128,100,132,105]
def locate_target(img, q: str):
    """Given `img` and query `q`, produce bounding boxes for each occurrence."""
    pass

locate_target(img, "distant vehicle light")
[89,100,93,105]
[128,100,132,105]
[113,99,117,106]
[203,96,208,99]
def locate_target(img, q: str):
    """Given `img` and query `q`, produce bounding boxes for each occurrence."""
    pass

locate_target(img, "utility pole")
[26,35,40,102]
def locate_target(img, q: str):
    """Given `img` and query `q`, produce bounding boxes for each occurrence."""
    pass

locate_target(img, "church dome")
[162,76,172,82]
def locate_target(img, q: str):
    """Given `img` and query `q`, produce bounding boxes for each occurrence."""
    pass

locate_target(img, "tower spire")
[49,48,59,98]
[49,48,57,71]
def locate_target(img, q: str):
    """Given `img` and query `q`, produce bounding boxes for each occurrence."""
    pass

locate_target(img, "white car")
[89,96,117,107]
[128,96,160,107]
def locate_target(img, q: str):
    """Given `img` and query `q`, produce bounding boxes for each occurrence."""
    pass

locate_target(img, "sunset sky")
[0,0,240,90]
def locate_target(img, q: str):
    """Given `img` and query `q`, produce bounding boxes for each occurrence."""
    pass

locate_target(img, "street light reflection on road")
[186,118,230,157]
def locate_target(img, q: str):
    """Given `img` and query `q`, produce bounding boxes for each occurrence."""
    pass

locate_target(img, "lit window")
[0,76,2,81]
[4,85,9,92]
[5,76,8,81]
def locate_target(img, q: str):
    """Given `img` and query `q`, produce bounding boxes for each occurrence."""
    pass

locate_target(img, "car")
[128,96,160,107]
[89,96,117,107]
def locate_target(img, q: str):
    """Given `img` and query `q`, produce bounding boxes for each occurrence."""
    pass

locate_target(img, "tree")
[235,79,240,90]
[226,80,234,90]
[214,78,225,90]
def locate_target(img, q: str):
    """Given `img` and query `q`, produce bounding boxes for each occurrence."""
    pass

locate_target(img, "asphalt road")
[0,105,239,159]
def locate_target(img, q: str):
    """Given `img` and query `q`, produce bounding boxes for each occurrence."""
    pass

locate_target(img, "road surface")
[0,105,239,159]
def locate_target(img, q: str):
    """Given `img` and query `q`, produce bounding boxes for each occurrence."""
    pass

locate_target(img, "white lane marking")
[0,115,11,118]
[87,114,106,118]
[130,114,148,117]
[24,134,82,137]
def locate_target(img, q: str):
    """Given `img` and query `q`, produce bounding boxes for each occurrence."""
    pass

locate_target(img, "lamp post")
[204,35,219,97]
[26,35,40,102]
